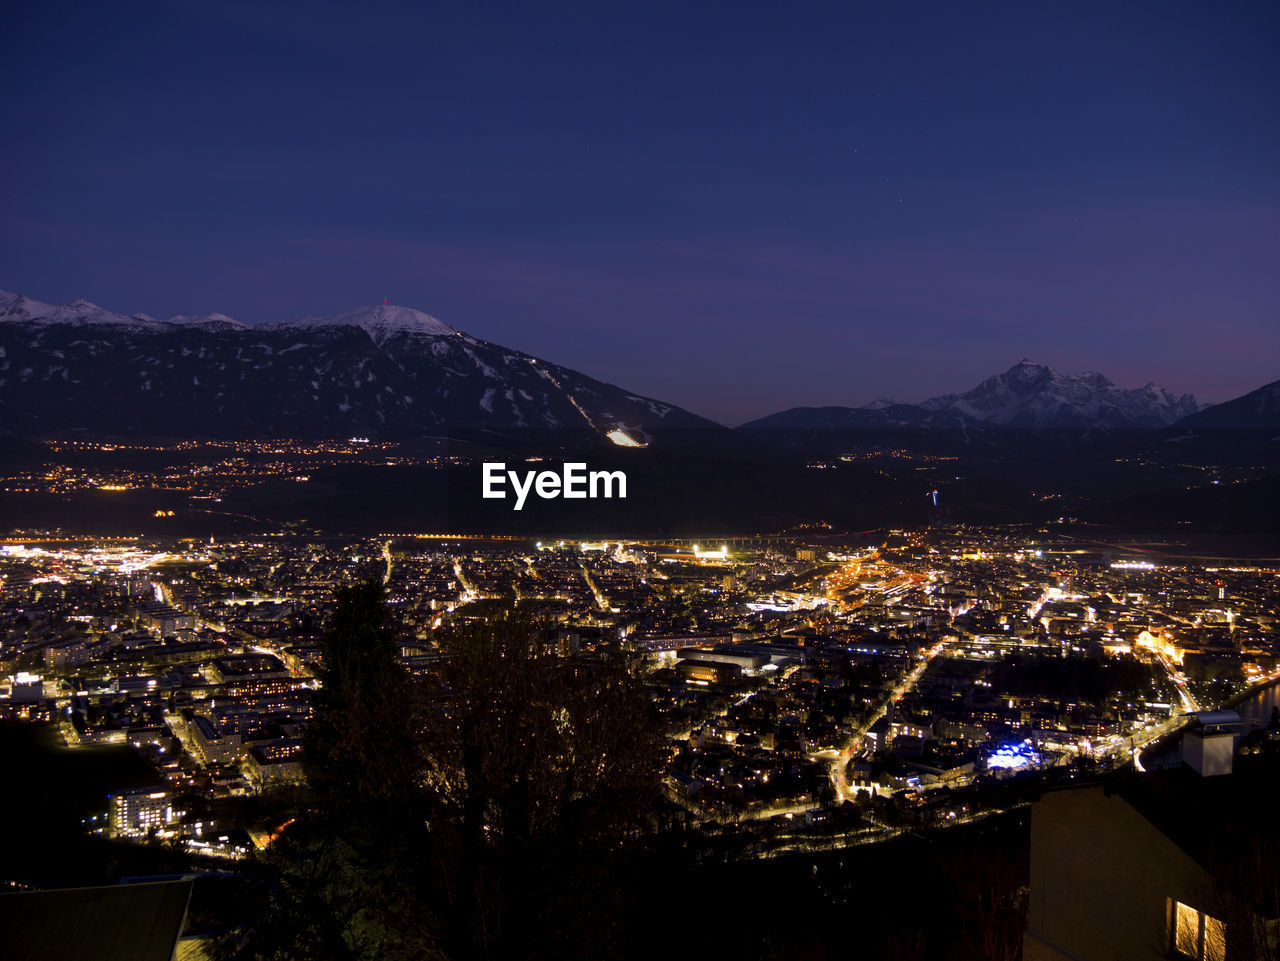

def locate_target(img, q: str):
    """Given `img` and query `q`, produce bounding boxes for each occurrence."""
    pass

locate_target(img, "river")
[1140,676,1279,769]
[1232,678,1280,729]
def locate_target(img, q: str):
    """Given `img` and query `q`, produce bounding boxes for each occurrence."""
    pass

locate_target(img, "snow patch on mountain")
[271,304,457,346]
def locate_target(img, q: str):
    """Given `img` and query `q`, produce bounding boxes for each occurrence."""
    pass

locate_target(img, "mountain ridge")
[2,290,1268,443]
[0,290,724,447]
[742,359,1201,431]
[1176,378,1280,429]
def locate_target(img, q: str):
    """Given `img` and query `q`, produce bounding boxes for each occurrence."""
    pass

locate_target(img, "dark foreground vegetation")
[209,580,1028,961]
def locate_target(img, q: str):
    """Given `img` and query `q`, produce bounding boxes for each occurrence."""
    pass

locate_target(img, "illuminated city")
[2,516,1279,955]
[3,1,1278,958]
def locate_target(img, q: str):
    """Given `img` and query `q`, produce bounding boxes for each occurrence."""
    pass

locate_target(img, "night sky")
[2,1,1276,425]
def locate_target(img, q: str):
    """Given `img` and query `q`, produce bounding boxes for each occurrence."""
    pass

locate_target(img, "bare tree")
[420,611,665,961]
[229,589,663,961]
[940,843,1028,961]
[1202,825,1280,961]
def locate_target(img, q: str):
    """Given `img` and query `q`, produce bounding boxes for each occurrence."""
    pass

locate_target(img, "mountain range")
[0,290,721,446]
[740,359,1202,432]
[0,290,1274,443]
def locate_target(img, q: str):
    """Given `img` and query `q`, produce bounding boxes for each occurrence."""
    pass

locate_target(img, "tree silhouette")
[229,584,662,961]
[228,580,438,961]
[304,579,420,820]
[419,611,665,961]
[1202,821,1280,961]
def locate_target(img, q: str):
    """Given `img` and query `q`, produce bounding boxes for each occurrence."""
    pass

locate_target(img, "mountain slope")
[0,291,723,445]
[1176,379,1280,429]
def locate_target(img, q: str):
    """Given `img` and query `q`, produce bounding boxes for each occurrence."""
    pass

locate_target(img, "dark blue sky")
[2,1,1276,424]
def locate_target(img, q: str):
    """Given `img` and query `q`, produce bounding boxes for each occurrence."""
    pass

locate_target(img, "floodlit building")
[109,786,173,838]
[676,658,742,685]
[6,672,44,703]
[1182,711,1241,778]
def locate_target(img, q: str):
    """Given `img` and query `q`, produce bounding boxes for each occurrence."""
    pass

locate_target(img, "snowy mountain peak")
[1004,359,1051,380]
[0,289,164,331]
[273,303,459,346]
[918,360,1198,429]
[746,360,1206,433]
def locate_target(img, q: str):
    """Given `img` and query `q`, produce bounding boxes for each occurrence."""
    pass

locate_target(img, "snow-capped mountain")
[0,289,248,332]
[0,290,723,444]
[918,359,1199,429]
[741,360,1199,432]
[270,304,457,345]
[0,289,166,331]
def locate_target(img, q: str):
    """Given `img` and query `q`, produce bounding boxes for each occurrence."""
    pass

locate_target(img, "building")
[135,602,196,636]
[1023,751,1279,960]
[109,786,173,838]
[676,658,742,685]
[189,715,242,765]
[1181,711,1240,777]
[0,880,193,961]
[6,672,44,703]
[243,738,304,791]
[43,636,93,670]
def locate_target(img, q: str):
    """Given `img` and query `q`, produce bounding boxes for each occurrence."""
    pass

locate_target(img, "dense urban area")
[3,523,1276,844]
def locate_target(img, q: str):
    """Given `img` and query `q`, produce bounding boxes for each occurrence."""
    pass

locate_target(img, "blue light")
[986,738,1040,770]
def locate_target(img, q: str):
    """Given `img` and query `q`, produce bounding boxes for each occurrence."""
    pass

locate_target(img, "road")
[452,558,479,600]
[581,564,610,612]
[1072,650,1211,771]
[826,640,949,802]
